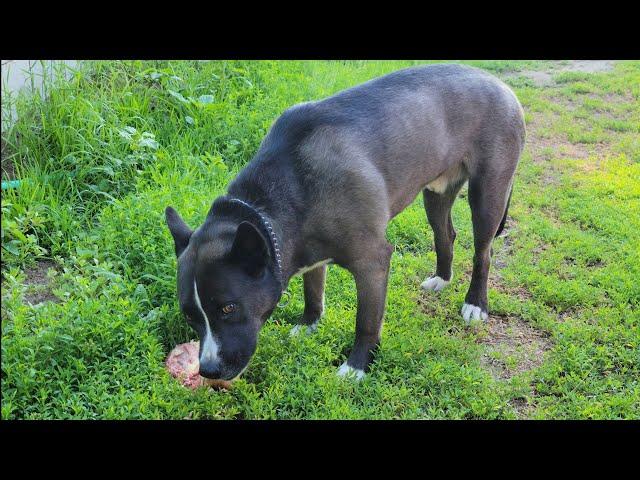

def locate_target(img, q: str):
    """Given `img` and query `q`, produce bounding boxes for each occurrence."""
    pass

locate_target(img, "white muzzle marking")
[193,279,219,363]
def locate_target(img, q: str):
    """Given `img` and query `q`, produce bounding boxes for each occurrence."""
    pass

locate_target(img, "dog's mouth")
[227,364,249,382]
[212,364,248,382]
[200,364,249,382]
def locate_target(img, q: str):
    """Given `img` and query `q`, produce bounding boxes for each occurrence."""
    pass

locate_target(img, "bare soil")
[503,60,616,87]
[22,260,58,305]
[562,60,616,73]
[1,136,16,180]
[475,314,552,381]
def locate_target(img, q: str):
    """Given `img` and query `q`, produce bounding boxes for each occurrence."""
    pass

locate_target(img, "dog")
[165,63,525,381]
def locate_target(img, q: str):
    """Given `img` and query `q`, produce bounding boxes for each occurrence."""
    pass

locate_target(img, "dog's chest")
[294,258,333,276]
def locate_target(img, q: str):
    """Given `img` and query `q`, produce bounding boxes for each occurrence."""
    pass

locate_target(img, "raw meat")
[165,341,232,390]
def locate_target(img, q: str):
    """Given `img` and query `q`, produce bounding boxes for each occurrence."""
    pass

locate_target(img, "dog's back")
[231,64,523,231]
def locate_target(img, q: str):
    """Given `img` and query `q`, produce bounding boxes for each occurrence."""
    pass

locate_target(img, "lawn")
[1,60,638,419]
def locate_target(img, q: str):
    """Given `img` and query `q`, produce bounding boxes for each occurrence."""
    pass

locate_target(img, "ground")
[1,60,638,419]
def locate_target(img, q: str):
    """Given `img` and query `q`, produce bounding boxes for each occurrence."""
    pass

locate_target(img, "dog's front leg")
[290,265,327,336]
[337,241,393,380]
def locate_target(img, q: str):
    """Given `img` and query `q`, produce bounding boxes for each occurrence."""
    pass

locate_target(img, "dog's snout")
[199,359,222,379]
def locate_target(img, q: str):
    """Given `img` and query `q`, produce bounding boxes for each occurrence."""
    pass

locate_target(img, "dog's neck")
[227,197,284,288]
[206,193,303,291]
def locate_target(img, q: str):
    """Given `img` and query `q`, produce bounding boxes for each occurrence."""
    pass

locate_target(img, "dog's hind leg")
[462,158,517,323]
[290,265,327,336]
[420,178,466,292]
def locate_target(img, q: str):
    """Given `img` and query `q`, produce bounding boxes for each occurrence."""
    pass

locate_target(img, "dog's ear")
[165,206,193,257]
[230,221,269,276]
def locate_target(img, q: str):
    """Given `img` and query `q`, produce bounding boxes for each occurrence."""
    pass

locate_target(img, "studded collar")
[226,198,283,292]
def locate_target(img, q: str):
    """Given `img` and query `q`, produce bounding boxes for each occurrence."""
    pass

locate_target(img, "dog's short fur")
[166,64,525,380]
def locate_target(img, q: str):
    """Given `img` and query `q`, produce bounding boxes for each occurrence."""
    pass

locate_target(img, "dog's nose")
[199,359,223,379]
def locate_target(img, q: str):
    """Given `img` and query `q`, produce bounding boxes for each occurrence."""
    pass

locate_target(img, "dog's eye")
[221,303,236,315]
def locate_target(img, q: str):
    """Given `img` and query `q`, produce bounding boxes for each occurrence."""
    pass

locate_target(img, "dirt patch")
[545,93,592,111]
[492,219,516,270]
[22,260,58,305]
[1,136,16,181]
[562,60,616,74]
[514,70,555,87]
[509,397,536,419]
[475,314,552,381]
[524,109,611,183]
[529,135,603,163]
[502,60,616,88]
[415,291,447,320]
[595,91,636,106]
[488,279,535,305]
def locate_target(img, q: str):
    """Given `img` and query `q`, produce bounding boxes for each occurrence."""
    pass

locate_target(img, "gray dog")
[165,63,526,381]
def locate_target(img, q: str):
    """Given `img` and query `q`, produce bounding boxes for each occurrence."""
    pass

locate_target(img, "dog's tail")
[495,185,513,238]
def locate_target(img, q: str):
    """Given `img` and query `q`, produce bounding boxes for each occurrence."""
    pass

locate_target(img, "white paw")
[289,321,318,337]
[420,275,450,292]
[461,303,488,324]
[336,362,365,381]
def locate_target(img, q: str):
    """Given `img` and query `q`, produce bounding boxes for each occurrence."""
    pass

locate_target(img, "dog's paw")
[289,321,318,337]
[461,303,488,324]
[336,362,365,381]
[420,275,450,292]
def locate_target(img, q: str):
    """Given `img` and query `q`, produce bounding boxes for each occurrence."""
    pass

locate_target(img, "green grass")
[2,60,639,419]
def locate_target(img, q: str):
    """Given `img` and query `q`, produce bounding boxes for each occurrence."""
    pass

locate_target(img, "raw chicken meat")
[165,341,232,390]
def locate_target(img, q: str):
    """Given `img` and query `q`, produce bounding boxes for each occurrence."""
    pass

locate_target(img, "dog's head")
[165,205,281,380]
